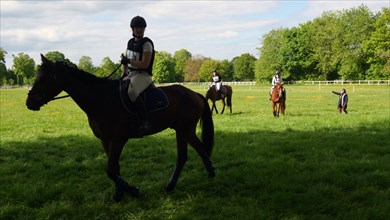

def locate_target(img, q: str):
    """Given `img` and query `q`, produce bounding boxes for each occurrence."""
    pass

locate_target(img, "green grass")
[1,85,389,219]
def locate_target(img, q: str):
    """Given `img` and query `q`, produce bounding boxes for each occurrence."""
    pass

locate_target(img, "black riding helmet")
[130,16,147,28]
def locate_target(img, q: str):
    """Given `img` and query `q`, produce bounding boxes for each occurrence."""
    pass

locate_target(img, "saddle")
[120,79,169,114]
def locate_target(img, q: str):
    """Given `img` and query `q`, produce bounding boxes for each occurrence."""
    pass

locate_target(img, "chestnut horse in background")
[26,55,215,202]
[205,85,233,114]
[271,82,286,117]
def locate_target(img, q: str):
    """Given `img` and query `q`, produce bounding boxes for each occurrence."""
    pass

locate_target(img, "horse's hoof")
[111,191,124,203]
[208,171,216,178]
[164,185,175,193]
[123,183,140,198]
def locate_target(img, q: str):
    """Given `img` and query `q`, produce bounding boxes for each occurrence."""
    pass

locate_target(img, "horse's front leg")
[272,103,277,117]
[105,139,139,202]
[165,132,188,192]
[220,99,226,114]
[212,102,218,114]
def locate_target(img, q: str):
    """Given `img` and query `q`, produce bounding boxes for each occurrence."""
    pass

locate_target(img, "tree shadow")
[1,119,389,219]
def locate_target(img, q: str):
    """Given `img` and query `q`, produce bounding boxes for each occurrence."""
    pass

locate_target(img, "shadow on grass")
[1,120,389,219]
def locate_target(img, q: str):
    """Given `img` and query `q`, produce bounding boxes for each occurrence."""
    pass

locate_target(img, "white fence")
[287,80,390,86]
[1,80,389,89]
[159,80,390,86]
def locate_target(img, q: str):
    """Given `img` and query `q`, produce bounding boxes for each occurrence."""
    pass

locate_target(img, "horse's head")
[271,82,284,101]
[276,82,284,90]
[26,54,64,110]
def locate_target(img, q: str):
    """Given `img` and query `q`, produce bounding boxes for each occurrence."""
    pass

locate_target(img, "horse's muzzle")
[26,95,44,111]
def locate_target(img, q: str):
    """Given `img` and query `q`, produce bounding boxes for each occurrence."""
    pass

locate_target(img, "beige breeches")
[124,72,153,102]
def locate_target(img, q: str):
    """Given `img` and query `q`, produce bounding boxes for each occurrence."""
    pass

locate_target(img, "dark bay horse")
[271,82,286,117]
[26,55,215,202]
[205,85,232,114]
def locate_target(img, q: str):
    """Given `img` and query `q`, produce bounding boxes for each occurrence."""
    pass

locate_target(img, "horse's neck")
[62,70,118,116]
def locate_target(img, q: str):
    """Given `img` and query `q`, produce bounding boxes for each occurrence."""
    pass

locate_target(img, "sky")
[1,0,389,68]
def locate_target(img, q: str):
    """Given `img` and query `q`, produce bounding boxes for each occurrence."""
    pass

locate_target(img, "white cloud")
[1,0,388,67]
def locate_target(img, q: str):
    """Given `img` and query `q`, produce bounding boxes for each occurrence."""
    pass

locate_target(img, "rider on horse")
[210,69,224,98]
[121,16,155,135]
[269,70,285,100]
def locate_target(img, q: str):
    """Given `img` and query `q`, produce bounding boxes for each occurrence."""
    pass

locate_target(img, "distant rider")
[210,69,224,98]
[269,70,285,100]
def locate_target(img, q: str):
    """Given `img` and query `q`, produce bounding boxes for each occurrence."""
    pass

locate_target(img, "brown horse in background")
[271,82,286,117]
[205,85,233,114]
[26,55,215,202]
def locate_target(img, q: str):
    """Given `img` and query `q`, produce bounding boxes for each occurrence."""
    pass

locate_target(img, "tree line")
[1,4,388,86]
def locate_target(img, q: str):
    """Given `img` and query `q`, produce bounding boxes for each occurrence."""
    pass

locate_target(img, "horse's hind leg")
[165,132,188,192]
[188,135,215,178]
[281,102,286,115]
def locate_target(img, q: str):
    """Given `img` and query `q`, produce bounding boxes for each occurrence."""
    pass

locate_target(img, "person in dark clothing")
[210,69,224,97]
[332,88,348,114]
[120,16,155,134]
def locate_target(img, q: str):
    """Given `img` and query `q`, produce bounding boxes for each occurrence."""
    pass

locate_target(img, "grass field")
[1,84,389,220]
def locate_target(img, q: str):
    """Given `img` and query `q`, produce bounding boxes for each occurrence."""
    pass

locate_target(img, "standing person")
[121,15,155,134]
[332,88,348,114]
[210,69,224,97]
[269,70,283,100]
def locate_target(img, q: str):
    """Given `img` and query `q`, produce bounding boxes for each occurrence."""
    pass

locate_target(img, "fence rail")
[160,80,390,86]
[1,80,389,89]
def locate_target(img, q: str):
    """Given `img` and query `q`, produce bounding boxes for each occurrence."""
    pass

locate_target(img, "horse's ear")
[41,54,50,64]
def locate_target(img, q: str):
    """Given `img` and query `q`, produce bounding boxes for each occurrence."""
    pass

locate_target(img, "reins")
[50,63,122,101]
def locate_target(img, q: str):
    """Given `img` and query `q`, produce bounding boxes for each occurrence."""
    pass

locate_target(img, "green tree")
[198,59,221,82]
[219,59,234,81]
[12,53,35,85]
[280,24,315,80]
[255,28,287,83]
[152,51,175,83]
[78,56,95,73]
[95,57,121,78]
[362,7,390,79]
[173,49,192,82]
[0,48,8,85]
[311,11,341,80]
[184,55,205,82]
[232,53,256,81]
[44,51,75,67]
[337,5,376,79]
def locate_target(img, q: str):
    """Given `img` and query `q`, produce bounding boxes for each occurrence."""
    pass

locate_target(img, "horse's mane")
[55,61,116,85]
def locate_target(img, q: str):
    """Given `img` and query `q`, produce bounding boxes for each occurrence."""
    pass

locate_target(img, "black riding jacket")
[126,37,155,76]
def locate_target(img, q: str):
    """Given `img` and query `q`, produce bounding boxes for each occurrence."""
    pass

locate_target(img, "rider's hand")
[121,54,130,65]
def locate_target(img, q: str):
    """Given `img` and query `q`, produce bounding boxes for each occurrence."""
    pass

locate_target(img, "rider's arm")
[332,91,341,95]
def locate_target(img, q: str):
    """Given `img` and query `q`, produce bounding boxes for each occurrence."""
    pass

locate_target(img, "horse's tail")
[199,94,214,157]
[226,86,232,107]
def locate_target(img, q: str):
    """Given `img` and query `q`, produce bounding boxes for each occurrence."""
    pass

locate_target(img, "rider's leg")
[134,96,151,134]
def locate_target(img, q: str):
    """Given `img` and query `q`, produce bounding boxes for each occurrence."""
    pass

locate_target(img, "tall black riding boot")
[218,90,224,98]
[134,97,152,135]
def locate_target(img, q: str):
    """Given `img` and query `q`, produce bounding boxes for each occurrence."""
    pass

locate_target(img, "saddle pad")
[120,80,169,113]
[144,87,169,112]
